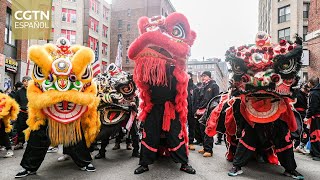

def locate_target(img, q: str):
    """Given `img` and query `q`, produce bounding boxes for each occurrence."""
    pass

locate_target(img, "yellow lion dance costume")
[0,93,20,133]
[16,38,100,177]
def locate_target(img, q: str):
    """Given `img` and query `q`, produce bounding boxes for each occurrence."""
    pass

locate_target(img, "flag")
[92,42,101,77]
[115,40,123,69]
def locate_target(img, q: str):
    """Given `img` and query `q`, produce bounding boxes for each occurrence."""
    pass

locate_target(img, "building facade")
[258,0,311,82]
[187,58,229,92]
[30,0,111,73]
[110,0,175,72]
[305,0,320,78]
[0,0,29,92]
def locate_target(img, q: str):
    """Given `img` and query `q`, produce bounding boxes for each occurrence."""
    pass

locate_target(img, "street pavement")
[0,142,319,180]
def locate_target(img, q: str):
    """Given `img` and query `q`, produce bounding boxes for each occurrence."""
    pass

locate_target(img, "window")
[278,28,290,41]
[126,56,129,64]
[5,8,15,46]
[278,6,290,23]
[88,36,98,50]
[118,20,123,29]
[102,43,108,56]
[303,26,308,41]
[127,24,131,31]
[62,12,66,22]
[127,9,131,16]
[103,25,108,38]
[91,0,95,11]
[303,3,310,19]
[62,8,76,23]
[96,1,100,14]
[61,29,76,44]
[90,17,99,32]
[70,34,76,44]
[126,40,130,47]
[91,21,94,29]
[90,0,99,14]
[118,34,122,42]
[71,14,76,23]
[103,6,109,20]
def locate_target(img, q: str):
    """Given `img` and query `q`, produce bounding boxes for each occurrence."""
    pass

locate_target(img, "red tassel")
[173,66,189,155]
[134,56,167,86]
[205,94,229,137]
[162,101,176,131]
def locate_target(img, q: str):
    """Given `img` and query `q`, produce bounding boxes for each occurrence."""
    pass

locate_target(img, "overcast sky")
[106,0,259,60]
[170,0,259,60]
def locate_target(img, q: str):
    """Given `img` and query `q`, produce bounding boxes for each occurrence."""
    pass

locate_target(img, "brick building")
[110,0,175,72]
[306,0,320,78]
[0,0,28,91]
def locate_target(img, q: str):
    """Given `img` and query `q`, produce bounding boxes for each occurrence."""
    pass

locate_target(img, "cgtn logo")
[14,10,50,28]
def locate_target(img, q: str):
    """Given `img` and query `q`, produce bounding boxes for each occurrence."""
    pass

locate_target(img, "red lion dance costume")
[206,32,304,179]
[128,13,196,174]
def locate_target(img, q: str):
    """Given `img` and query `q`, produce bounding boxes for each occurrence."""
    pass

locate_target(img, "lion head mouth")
[42,101,88,124]
[149,46,173,59]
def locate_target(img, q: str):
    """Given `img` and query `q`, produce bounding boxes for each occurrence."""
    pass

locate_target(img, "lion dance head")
[225,32,303,124]
[25,37,100,147]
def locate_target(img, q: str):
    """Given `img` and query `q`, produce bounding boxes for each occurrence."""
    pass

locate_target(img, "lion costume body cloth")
[94,63,139,156]
[206,32,303,171]
[20,38,100,171]
[0,93,19,150]
[128,13,196,166]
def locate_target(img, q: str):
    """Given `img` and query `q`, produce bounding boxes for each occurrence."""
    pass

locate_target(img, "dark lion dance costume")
[206,32,304,179]
[16,38,100,178]
[94,63,139,159]
[128,13,197,174]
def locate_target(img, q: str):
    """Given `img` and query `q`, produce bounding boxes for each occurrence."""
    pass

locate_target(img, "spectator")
[305,77,320,161]
[13,76,31,150]
[196,71,219,157]
[193,82,203,145]
[293,83,309,154]
[9,81,23,98]
[187,72,197,150]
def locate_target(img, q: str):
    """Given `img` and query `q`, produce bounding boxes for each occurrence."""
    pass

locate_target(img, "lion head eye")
[33,64,44,80]
[81,66,92,79]
[172,24,185,39]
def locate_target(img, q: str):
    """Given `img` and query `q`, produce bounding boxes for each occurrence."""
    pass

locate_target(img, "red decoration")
[262,47,268,52]
[271,74,280,83]
[280,39,287,46]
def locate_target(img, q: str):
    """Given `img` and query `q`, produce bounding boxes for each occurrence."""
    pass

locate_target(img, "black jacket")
[187,80,196,116]
[306,84,320,119]
[197,80,220,109]
[14,87,28,111]
[294,89,308,117]
[192,87,201,115]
